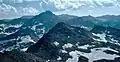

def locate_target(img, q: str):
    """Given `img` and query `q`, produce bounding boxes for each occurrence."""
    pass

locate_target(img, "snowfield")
[92,33,107,43]
[66,47,120,62]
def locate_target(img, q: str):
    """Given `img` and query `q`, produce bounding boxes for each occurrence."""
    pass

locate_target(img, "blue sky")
[0,0,120,19]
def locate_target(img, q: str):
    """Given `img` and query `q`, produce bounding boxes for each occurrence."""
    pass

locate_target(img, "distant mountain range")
[0,11,120,52]
[0,11,120,62]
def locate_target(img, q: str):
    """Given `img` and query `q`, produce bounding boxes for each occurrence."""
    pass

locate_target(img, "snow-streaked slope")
[66,47,120,62]
[92,33,107,43]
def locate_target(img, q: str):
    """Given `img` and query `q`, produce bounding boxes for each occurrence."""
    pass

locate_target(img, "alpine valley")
[0,11,120,62]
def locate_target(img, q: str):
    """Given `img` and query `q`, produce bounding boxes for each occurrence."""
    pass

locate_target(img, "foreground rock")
[0,50,46,62]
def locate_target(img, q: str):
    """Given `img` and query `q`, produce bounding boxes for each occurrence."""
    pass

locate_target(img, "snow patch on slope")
[60,49,68,53]
[77,44,90,49]
[66,47,120,62]
[63,43,73,49]
[57,56,62,61]
[92,33,107,43]
[54,41,59,46]
[19,35,36,44]
[21,47,28,52]
[31,23,43,30]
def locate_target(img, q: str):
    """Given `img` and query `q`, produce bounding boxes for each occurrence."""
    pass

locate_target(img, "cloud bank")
[0,0,120,19]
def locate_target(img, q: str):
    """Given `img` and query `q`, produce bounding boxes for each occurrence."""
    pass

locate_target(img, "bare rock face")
[0,50,46,62]
[78,56,89,62]
[27,22,120,62]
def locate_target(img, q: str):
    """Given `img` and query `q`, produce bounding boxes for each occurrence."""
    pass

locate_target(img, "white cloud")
[0,0,2,2]
[43,0,120,11]
[0,3,39,19]
[0,0,120,19]
[0,3,19,18]
[24,0,39,1]
[19,7,39,16]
